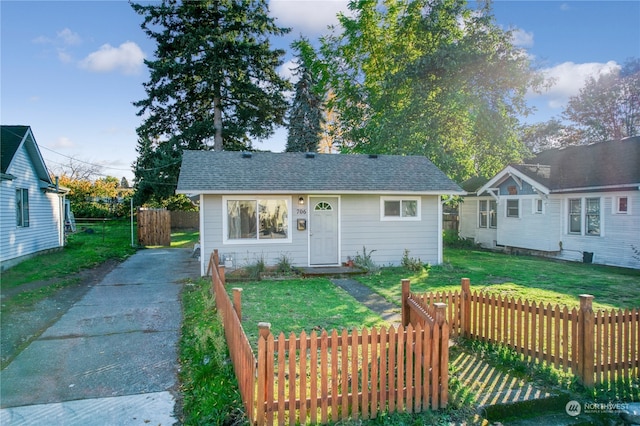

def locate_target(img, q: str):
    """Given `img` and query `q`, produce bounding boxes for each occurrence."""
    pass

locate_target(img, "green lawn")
[1,219,136,291]
[357,249,640,311]
[229,278,388,345]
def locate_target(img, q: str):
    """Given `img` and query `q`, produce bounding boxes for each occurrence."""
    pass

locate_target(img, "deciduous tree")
[563,59,640,143]
[319,0,542,181]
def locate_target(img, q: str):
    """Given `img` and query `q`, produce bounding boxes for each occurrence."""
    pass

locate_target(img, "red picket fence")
[208,250,449,425]
[415,278,639,386]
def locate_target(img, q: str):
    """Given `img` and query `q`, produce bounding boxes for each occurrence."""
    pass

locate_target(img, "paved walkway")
[0,248,199,425]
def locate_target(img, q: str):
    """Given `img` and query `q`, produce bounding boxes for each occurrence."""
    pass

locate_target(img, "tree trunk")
[214,94,223,151]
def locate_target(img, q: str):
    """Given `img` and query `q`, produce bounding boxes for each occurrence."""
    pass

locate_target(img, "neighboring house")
[176,151,464,275]
[1,125,68,270]
[459,137,640,269]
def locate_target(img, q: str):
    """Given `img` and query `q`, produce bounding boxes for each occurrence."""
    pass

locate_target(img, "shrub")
[401,249,429,272]
[443,229,477,249]
[275,253,293,274]
[353,246,379,273]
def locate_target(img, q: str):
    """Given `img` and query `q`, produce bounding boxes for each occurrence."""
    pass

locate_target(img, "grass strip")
[179,278,248,425]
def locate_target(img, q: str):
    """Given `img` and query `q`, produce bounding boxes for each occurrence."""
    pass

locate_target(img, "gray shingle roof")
[176,151,464,194]
[523,137,640,190]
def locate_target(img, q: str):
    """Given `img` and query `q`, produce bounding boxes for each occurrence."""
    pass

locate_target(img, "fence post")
[460,278,471,338]
[578,294,595,387]
[219,265,226,285]
[434,303,447,327]
[257,322,272,426]
[233,288,243,321]
[402,279,411,327]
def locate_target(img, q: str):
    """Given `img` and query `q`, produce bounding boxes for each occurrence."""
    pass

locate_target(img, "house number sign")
[296,208,307,215]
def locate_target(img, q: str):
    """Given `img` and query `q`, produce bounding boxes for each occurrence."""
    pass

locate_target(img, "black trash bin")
[583,251,594,264]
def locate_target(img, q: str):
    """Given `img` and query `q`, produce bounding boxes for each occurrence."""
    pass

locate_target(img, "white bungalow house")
[1,125,68,270]
[459,137,640,269]
[176,151,464,275]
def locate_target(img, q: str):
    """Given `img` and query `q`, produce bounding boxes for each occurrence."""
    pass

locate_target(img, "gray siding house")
[1,125,68,270]
[459,137,640,269]
[176,151,464,275]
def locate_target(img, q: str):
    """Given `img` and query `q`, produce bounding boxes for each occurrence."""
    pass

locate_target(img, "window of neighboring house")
[479,200,488,228]
[586,197,600,235]
[568,197,601,236]
[225,197,290,242]
[534,198,544,214]
[506,199,519,218]
[615,196,629,214]
[16,188,29,227]
[569,198,582,234]
[381,197,420,221]
[489,200,497,228]
[479,199,498,228]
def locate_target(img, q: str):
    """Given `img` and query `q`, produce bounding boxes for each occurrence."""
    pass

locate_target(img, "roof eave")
[176,189,466,196]
[477,165,551,196]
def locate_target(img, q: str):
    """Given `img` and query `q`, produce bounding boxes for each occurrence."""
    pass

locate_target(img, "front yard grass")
[228,278,389,345]
[358,248,640,310]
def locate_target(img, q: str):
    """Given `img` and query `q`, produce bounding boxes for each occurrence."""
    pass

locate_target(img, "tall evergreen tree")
[286,38,325,152]
[131,0,291,204]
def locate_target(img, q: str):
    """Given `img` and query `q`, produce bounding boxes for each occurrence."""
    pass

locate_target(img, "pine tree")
[131,0,291,204]
[286,38,325,153]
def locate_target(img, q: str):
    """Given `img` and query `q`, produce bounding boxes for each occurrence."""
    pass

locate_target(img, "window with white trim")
[478,200,497,228]
[568,197,600,236]
[489,200,497,227]
[506,199,519,218]
[586,198,600,235]
[479,200,488,228]
[225,197,290,242]
[533,198,544,214]
[381,197,420,221]
[569,198,581,234]
[615,196,629,214]
[16,188,29,227]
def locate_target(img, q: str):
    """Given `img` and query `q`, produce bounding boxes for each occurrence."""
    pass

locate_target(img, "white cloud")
[53,137,75,149]
[270,0,351,36]
[560,3,570,12]
[532,61,620,109]
[79,41,145,75]
[278,58,298,82]
[511,28,534,48]
[57,28,82,45]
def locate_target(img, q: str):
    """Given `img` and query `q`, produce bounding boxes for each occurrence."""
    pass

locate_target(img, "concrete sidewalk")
[0,248,199,425]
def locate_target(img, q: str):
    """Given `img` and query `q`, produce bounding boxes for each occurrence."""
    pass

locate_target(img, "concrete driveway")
[0,248,199,425]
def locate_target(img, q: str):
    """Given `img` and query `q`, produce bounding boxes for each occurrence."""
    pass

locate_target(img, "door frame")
[308,195,341,266]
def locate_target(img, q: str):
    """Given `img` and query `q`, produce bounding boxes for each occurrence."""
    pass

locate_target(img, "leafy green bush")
[401,249,429,272]
[443,229,477,248]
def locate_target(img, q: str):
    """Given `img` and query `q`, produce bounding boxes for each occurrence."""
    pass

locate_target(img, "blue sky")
[2,1,639,183]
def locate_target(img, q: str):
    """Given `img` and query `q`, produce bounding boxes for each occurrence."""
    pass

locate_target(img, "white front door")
[310,197,339,265]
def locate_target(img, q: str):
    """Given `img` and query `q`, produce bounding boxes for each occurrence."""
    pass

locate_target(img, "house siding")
[460,191,640,269]
[459,196,497,248]
[199,193,443,274]
[496,196,561,252]
[554,191,640,269]
[340,195,440,266]
[1,143,63,267]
